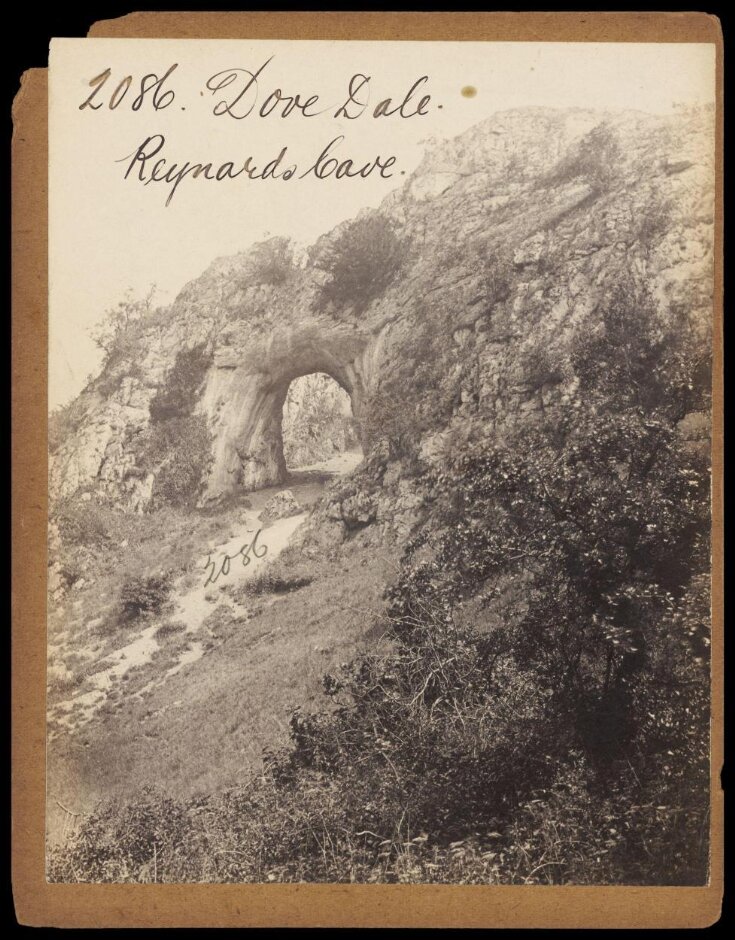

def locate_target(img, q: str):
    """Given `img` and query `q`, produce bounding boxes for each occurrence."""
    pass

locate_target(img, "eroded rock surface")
[50,107,715,518]
[259,490,302,524]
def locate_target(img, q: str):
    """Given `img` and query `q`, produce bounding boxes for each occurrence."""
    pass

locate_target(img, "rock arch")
[200,322,379,500]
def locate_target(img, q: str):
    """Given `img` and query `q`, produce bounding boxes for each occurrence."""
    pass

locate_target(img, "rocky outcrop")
[259,490,301,524]
[50,106,715,516]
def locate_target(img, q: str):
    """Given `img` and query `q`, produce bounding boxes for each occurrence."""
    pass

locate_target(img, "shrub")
[131,344,215,508]
[134,414,213,509]
[155,620,187,640]
[90,286,157,370]
[241,571,313,597]
[149,344,212,424]
[312,215,409,313]
[245,236,294,287]
[542,123,622,190]
[118,573,172,624]
[361,318,460,460]
[53,497,110,550]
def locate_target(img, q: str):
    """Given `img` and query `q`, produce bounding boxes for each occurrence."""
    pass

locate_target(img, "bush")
[130,344,215,507]
[118,573,172,624]
[241,571,313,597]
[245,236,294,287]
[361,318,460,460]
[91,286,158,370]
[155,620,187,640]
[134,414,213,509]
[542,123,622,190]
[53,497,110,550]
[312,215,409,313]
[149,344,212,424]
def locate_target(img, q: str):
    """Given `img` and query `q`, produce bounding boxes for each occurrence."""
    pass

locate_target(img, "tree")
[90,286,157,364]
[312,215,409,313]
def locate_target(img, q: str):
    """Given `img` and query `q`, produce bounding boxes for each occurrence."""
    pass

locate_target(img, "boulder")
[259,489,301,524]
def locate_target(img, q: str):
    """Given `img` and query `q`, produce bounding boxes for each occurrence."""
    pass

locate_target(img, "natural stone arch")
[281,373,359,471]
[200,322,380,500]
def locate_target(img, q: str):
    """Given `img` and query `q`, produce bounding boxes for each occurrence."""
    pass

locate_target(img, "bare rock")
[259,489,301,524]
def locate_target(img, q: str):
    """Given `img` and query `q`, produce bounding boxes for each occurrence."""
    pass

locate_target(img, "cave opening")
[281,372,363,479]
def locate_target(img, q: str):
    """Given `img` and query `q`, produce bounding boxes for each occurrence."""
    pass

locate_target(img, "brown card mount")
[12,11,723,928]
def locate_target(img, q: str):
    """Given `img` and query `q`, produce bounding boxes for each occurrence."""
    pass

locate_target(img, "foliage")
[134,414,214,509]
[362,317,461,460]
[118,573,173,624]
[240,571,313,597]
[245,237,295,287]
[155,620,187,641]
[312,215,409,313]
[542,123,622,191]
[282,374,358,467]
[131,344,214,507]
[90,286,158,368]
[54,497,111,551]
[149,344,212,424]
[50,275,710,885]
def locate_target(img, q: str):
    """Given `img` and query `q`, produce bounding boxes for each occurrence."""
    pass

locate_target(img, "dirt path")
[47,450,364,738]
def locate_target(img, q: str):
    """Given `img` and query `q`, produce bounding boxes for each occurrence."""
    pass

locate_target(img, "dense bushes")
[138,414,213,508]
[49,276,711,884]
[245,236,294,287]
[362,317,460,461]
[312,214,409,313]
[119,573,173,624]
[148,344,211,424]
[91,287,158,371]
[542,123,623,190]
[135,344,214,507]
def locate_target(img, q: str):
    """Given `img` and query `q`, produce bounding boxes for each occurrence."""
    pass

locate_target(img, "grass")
[155,620,188,641]
[46,502,399,845]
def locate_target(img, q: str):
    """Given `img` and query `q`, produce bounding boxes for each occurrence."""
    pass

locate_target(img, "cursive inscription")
[203,529,268,587]
[76,54,443,205]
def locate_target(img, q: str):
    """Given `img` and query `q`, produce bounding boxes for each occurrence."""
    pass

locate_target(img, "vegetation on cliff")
[48,271,711,884]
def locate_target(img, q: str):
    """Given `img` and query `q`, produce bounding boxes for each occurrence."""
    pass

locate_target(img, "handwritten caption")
[75,56,439,205]
[203,529,267,587]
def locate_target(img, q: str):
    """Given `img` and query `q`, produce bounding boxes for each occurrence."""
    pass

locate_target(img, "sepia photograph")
[43,34,716,888]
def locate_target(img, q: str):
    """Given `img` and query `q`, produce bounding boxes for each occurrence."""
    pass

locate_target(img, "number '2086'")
[78,63,179,111]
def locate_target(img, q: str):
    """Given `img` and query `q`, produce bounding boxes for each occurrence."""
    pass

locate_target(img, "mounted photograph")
[44,36,716,887]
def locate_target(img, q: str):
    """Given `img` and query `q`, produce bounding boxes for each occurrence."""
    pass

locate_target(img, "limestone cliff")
[50,107,715,523]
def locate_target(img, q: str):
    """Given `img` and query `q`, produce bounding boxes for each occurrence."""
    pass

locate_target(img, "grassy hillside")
[47,462,397,842]
[49,277,711,885]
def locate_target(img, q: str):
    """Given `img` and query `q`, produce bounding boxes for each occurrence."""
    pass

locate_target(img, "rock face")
[50,107,715,513]
[259,490,301,524]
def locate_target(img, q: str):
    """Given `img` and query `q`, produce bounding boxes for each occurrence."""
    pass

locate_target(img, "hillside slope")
[48,106,714,885]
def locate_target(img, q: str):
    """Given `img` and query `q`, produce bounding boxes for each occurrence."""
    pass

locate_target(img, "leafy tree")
[90,286,157,365]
